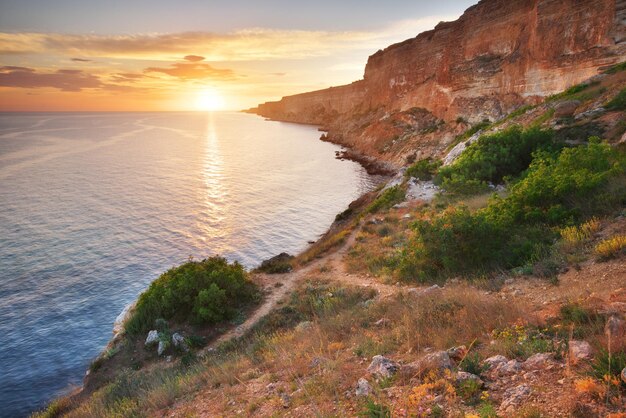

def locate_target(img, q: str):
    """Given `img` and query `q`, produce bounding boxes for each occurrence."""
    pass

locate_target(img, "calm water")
[0,112,377,417]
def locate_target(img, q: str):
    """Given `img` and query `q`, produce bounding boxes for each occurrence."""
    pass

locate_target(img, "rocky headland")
[36,0,626,417]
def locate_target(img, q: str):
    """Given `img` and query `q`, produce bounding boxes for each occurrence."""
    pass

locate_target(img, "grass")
[603,61,626,75]
[366,185,406,213]
[591,350,626,385]
[605,88,626,111]
[297,225,353,265]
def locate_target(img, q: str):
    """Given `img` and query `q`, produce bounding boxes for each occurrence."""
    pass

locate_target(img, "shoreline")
[68,114,394,408]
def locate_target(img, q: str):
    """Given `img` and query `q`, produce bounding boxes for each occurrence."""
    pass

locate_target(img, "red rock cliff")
[253,0,626,128]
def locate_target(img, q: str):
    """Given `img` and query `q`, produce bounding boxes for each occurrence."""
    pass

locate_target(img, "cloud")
[71,57,92,62]
[0,66,102,91]
[0,66,145,92]
[184,55,205,62]
[144,62,235,80]
[0,16,449,62]
[110,72,147,82]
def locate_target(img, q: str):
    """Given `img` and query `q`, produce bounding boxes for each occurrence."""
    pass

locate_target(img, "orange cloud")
[144,62,235,80]
[184,55,205,62]
[0,66,145,93]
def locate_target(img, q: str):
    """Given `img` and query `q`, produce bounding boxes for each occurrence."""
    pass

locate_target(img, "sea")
[0,111,378,417]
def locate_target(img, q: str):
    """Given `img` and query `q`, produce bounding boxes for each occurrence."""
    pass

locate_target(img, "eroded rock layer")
[252,0,626,166]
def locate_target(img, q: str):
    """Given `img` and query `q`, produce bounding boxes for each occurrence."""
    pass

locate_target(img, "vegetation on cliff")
[399,139,625,282]
[125,257,259,335]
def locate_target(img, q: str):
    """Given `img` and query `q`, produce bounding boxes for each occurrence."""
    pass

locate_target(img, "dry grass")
[595,235,626,260]
[560,218,601,251]
[296,224,354,265]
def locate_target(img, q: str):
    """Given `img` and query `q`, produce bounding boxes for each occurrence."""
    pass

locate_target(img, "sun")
[195,89,225,111]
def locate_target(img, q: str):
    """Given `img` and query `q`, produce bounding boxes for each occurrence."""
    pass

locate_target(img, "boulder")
[355,378,372,396]
[499,384,532,413]
[145,330,159,346]
[554,100,581,118]
[483,355,508,370]
[523,353,554,370]
[367,355,400,379]
[456,371,483,386]
[494,359,522,376]
[402,351,452,378]
[157,340,166,356]
[621,367,626,384]
[568,340,592,364]
[258,252,293,273]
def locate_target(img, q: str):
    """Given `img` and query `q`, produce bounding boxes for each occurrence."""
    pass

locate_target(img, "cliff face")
[253,0,626,166]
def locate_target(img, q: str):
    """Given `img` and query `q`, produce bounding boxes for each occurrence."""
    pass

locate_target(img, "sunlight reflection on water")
[0,111,379,417]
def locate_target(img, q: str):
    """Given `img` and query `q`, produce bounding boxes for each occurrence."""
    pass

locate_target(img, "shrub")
[398,140,624,282]
[367,185,405,213]
[405,158,442,181]
[358,400,391,418]
[125,257,258,335]
[595,235,626,260]
[459,352,488,376]
[560,303,591,324]
[605,88,626,111]
[437,126,555,194]
[456,378,482,405]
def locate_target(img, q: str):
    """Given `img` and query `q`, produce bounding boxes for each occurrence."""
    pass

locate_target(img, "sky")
[0,0,476,111]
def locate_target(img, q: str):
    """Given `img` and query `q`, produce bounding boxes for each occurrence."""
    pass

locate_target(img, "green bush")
[125,257,259,335]
[398,140,625,282]
[605,87,626,111]
[437,126,556,194]
[405,158,441,181]
[459,352,488,376]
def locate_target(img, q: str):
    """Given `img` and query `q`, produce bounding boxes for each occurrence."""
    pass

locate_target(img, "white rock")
[523,353,554,370]
[483,355,508,369]
[456,371,483,385]
[496,359,522,375]
[113,302,135,338]
[355,378,372,396]
[403,351,452,378]
[145,330,159,346]
[500,384,531,412]
[157,340,166,356]
[367,355,400,379]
